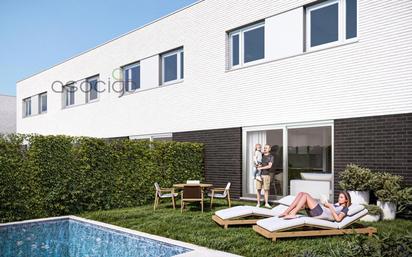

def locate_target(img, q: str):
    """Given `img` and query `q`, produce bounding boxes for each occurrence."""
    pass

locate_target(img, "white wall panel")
[265,7,304,60]
[141,55,160,90]
[16,0,412,138]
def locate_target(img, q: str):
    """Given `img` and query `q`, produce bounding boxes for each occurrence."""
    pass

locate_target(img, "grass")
[80,200,412,257]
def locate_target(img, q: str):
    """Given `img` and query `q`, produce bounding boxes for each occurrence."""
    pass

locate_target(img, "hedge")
[0,134,203,223]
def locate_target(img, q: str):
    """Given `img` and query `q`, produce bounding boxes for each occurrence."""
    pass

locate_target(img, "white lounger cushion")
[347,204,365,216]
[215,206,256,220]
[275,195,296,206]
[257,209,369,232]
[215,205,289,220]
[337,209,368,229]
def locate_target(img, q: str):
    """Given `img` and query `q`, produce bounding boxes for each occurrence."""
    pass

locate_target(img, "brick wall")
[173,127,242,198]
[334,113,412,196]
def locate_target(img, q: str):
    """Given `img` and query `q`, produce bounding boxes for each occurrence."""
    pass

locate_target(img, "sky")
[0,0,197,96]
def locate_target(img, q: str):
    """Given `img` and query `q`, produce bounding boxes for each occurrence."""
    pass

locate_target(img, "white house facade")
[16,0,412,200]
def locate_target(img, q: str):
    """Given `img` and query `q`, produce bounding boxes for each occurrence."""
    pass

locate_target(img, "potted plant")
[360,204,382,222]
[373,172,402,220]
[339,164,374,204]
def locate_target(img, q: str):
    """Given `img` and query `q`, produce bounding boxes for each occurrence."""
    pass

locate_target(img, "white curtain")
[246,131,267,194]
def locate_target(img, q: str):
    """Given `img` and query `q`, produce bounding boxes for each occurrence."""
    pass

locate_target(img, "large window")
[243,123,333,199]
[23,97,31,117]
[39,92,47,114]
[86,76,99,102]
[229,22,265,68]
[161,48,184,85]
[306,0,357,50]
[123,63,140,92]
[64,84,75,107]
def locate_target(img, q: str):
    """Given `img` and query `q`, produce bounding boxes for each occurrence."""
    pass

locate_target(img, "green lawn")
[80,200,412,257]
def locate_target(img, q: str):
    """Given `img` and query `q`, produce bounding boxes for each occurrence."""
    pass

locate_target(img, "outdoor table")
[173,183,213,189]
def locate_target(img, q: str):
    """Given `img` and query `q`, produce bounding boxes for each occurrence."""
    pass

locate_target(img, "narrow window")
[161,48,184,85]
[346,0,357,39]
[23,97,31,117]
[229,22,265,68]
[123,63,140,92]
[231,34,240,67]
[65,84,75,107]
[39,92,47,113]
[86,76,99,102]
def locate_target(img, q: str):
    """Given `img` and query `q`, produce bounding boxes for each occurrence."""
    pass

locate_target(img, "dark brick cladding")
[173,127,242,198]
[334,113,412,195]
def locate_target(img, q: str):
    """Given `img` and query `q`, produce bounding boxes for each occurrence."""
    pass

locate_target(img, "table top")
[173,183,213,188]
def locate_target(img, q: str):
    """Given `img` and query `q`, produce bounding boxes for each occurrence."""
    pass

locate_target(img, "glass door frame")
[242,120,334,200]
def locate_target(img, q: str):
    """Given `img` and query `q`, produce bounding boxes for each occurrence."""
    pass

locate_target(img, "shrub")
[373,172,403,203]
[397,187,412,217]
[339,164,374,191]
[0,134,204,222]
[327,232,412,257]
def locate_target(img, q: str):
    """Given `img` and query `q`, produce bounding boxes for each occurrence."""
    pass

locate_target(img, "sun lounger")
[253,205,377,241]
[212,205,288,229]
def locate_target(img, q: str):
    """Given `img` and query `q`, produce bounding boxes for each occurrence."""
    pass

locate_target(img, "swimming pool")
[0,216,239,257]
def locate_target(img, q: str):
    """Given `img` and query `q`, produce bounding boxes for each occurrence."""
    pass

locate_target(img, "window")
[39,92,47,113]
[23,97,31,117]
[64,84,75,107]
[123,63,140,92]
[229,22,265,68]
[161,48,184,85]
[306,0,357,50]
[130,133,172,142]
[86,76,99,102]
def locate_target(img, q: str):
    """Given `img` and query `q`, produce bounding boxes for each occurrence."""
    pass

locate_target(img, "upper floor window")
[86,76,99,102]
[23,97,31,117]
[306,0,357,50]
[39,92,47,114]
[123,63,140,92]
[64,84,75,107]
[161,48,184,85]
[229,22,265,68]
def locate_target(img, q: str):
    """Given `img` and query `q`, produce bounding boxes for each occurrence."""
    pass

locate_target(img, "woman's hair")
[340,191,351,207]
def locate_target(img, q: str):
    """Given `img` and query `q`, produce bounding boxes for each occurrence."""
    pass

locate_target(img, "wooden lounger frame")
[212,214,271,229]
[253,224,377,241]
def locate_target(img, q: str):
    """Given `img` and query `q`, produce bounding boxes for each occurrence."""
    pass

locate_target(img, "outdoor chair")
[181,185,204,213]
[208,182,231,208]
[153,182,178,210]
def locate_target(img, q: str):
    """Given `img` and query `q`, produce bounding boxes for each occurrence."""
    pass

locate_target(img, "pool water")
[0,218,191,257]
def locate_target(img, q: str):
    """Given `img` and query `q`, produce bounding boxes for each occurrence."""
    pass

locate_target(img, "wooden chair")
[208,182,231,208]
[153,182,177,210]
[181,185,204,213]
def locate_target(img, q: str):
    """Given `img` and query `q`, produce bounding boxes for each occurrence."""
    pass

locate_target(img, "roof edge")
[17,0,205,84]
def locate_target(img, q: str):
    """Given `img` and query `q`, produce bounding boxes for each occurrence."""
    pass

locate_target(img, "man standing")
[256,144,274,208]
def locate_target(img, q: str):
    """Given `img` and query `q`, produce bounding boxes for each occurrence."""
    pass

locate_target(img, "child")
[253,144,263,181]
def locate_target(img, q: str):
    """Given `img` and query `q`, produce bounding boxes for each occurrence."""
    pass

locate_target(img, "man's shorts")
[256,175,271,191]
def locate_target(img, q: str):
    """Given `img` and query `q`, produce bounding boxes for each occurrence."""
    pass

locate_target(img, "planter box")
[348,191,370,205]
[377,201,396,220]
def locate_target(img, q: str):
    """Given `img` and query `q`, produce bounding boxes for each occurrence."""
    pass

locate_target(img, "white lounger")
[253,205,377,241]
[212,205,288,229]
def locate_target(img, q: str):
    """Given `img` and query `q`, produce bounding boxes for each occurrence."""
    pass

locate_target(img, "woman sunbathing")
[279,191,351,221]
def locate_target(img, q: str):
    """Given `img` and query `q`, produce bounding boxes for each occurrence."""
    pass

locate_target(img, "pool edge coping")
[0,215,242,257]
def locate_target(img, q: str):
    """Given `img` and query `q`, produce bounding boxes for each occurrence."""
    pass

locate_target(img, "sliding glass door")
[287,126,332,194]
[243,122,333,199]
[245,129,283,199]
